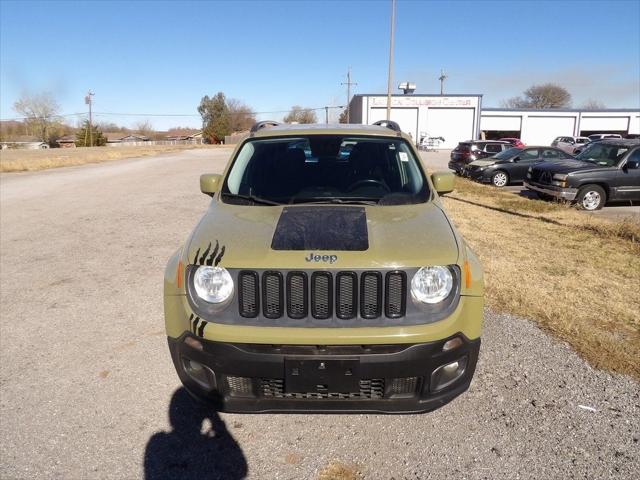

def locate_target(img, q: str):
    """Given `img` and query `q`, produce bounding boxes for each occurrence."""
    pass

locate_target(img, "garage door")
[369,108,418,141]
[481,115,522,132]
[524,116,575,145]
[580,116,629,132]
[424,108,475,149]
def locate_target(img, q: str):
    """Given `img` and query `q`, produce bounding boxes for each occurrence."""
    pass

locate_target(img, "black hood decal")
[271,207,368,251]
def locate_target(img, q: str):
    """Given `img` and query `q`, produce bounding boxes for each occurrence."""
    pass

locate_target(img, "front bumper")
[169,334,481,414]
[524,181,578,201]
[462,167,489,182]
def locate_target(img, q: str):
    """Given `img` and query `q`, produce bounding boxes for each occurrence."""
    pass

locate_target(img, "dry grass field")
[443,177,640,378]
[0,144,227,173]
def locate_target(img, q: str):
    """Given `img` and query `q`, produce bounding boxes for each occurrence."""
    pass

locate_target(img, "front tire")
[491,170,509,187]
[576,184,606,211]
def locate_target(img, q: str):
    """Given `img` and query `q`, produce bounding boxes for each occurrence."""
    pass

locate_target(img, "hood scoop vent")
[271,207,369,251]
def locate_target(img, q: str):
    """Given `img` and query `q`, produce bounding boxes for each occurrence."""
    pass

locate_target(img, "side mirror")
[200,174,222,196]
[512,156,520,162]
[431,171,454,195]
[626,159,640,170]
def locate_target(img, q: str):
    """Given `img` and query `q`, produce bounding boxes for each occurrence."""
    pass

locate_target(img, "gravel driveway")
[1,148,638,479]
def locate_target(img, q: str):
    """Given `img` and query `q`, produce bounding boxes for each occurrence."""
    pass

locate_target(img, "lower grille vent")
[260,378,385,399]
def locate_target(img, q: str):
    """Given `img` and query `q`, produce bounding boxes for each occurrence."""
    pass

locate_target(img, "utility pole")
[386,0,396,120]
[85,91,94,146]
[438,69,447,95]
[325,106,329,124]
[341,67,357,123]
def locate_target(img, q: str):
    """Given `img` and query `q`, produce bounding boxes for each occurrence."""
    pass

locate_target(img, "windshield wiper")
[222,193,282,206]
[291,197,379,206]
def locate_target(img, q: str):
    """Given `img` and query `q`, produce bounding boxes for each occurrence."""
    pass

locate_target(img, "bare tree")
[501,83,572,109]
[500,96,527,109]
[283,106,317,124]
[13,92,60,142]
[134,120,154,137]
[227,98,256,132]
[580,99,606,109]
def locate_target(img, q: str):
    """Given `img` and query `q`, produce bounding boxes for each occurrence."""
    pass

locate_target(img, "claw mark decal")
[188,313,207,338]
[192,240,226,266]
[199,243,212,265]
[206,241,219,266]
[197,321,206,337]
[214,246,225,266]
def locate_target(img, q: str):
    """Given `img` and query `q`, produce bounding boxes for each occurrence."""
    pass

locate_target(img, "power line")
[1,106,346,122]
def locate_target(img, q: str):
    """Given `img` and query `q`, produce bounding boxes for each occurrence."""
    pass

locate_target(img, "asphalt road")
[1,148,639,479]
[421,150,640,222]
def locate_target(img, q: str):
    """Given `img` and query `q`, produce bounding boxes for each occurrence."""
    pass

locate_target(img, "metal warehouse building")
[348,94,640,149]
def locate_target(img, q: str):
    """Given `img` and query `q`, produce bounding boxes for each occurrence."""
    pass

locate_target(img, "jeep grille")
[238,270,407,320]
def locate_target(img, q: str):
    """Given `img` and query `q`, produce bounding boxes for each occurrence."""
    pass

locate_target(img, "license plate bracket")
[285,358,360,394]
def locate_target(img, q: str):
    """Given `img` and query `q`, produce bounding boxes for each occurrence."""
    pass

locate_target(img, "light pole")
[439,69,448,95]
[341,67,357,123]
[85,91,94,146]
[386,0,396,120]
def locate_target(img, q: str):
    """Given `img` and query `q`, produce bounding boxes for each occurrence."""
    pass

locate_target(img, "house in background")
[105,132,124,144]
[0,135,50,150]
[120,134,149,142]
[56,135,76,148]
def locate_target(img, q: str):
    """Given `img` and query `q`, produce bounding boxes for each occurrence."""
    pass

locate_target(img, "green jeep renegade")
[164,120,484,413]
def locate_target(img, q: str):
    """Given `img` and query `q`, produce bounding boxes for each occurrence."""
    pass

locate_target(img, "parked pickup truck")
[524,139,640,210]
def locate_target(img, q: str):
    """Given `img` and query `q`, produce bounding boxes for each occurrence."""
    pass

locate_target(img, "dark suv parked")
[449,140,511,174]
[524,139,640,210]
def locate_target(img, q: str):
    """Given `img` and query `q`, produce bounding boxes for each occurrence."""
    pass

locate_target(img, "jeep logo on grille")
[305,252,338,264]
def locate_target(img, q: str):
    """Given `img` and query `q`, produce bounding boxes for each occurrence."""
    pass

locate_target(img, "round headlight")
[193,266,234,304]
[411,266,453,304]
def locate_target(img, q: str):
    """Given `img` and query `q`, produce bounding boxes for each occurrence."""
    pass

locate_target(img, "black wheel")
[491,170,509,187]
[576,184,606,211]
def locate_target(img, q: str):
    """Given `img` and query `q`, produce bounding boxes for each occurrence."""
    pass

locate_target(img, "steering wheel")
[347,179,391,193]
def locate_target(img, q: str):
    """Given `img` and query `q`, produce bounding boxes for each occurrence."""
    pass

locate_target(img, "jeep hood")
[533,159,602,175]
[186,201,460,269]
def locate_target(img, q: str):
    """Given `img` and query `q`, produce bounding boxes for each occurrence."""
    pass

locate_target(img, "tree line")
[4,84,609,146]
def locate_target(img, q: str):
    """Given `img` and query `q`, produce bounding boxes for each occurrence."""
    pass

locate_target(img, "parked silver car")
[551,136,590,154]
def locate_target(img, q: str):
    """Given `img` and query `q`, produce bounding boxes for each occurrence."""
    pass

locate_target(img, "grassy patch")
[443,177,640,378]
[0,144,227,173]
[317,461,362,480]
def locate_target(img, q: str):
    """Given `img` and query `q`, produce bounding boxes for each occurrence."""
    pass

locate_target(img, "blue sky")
[1,0,639,130]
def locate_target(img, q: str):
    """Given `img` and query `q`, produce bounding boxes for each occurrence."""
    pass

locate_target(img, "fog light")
[184,336,203,351]
[430,356,468,392]
[442,337,463,351]
[182,357,215,390]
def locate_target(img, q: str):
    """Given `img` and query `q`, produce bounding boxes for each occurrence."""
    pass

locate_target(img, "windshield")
[222,135,429,205]
[493,147,522,160]
[574,143,631,167]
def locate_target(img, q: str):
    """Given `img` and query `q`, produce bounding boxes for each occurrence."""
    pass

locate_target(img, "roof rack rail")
[372,120,402,133]
[250,120,280,135]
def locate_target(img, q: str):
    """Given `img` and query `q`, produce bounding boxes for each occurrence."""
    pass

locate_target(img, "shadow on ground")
[144,388,247,480]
